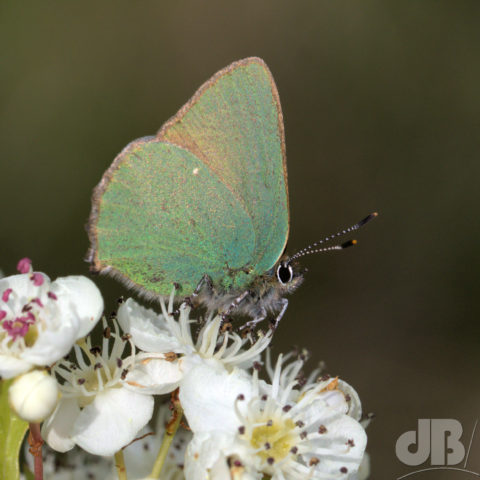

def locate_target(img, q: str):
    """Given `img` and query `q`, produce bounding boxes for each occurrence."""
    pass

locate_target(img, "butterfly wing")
[88,138,256,297]
[158,57,289,278]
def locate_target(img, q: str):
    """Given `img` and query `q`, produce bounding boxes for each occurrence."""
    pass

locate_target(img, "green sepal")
[0,379,29,480]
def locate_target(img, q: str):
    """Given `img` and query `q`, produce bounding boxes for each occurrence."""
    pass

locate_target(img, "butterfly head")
[274,212,378,293]
[274,258,304,294]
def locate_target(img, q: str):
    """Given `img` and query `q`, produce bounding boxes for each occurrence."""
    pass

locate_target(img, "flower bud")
[9,370,59,422]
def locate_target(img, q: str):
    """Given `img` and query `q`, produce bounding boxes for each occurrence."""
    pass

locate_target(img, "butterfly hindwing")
[89,138,255,297]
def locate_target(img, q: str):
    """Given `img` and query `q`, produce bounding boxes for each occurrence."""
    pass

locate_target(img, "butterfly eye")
[276,263,293,285]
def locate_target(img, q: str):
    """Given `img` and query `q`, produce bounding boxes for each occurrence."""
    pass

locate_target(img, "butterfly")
[87,57,376,330]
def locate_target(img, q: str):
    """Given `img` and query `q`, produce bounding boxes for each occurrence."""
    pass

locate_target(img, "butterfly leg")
[221,290,251,323]
[183,274,213,311]
[192,274,213,297]
[272,298,289,330]
[240,307,267,331]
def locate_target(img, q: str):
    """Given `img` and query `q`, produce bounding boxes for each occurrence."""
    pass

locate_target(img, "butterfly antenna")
[288,212,378,262]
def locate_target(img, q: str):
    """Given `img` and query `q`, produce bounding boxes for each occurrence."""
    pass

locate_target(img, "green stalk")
[114,449,127,480]
[150,389,183,479]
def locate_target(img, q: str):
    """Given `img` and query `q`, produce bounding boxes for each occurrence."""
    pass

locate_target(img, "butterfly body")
[88,58,299,325]
[191,257,303,326]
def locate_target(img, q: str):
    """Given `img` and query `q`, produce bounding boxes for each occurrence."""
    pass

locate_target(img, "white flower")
[0,258,104,379]
[183,354,367,480]
[117,294,272,395]
[42,316,161,456]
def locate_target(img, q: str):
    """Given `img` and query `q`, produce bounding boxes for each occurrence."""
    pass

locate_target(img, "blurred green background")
[1,1,479,478]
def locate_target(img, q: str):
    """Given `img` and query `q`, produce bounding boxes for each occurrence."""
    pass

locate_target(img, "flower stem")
[150,389,184,479]
[28,423,43,480]
[114,449,128,480]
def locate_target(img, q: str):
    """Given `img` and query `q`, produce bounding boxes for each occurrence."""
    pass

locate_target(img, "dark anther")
[238,426,245,435]
[309,457,320,466]
[121,333,132,341]
[290,446,298,454]
[94,362,102,370]
[77,378,86,385]
[295,420,305,428]
[266,420,273,427]
[283,405,292,412]
[241,327,252,339]
[340,467,348,474]
[221,322,233,333]
[89,346,101,356]
[103,326,111,338]
[117,296,125,304]
[346,439,355,447]
[253,361,262,371]
[264,442,271,450]
[267,457,275,465]
[261,395,268,401]
[121,369,129,380]
[318,425,327,434]
[237,394,245,401]
[117,358,123,368]
[300,431,308,439]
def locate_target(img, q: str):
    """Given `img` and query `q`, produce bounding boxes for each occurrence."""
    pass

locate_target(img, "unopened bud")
[9,370,59,422]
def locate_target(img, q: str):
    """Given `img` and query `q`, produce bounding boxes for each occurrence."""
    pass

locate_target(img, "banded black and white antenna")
[287,212,378,263]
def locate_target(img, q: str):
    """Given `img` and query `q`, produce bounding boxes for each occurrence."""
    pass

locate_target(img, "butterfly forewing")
[158,57,289,277]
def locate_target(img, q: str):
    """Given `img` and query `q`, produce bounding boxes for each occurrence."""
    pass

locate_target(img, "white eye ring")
[276,263,293,285]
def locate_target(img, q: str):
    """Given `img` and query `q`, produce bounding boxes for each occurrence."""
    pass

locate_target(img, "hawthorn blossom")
[0,258,103,379]
[117,293,272,394]
[42,315,169,456]
[182,353,367,480]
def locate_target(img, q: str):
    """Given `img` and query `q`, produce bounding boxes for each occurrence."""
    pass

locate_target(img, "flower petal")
[42,397,80,453]
[22,322,78,366]
[118,298,184,353]
[51,276,104,339]
[305,411,367,477]
[338,379,363,421]
[72,387,153,456]
[185,432,233,480]
[0,353,31,379]
[0,273,50,305]
[180,359,253,433]
[124,357,184,394]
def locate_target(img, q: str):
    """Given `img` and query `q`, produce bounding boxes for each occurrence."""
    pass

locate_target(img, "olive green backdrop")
[1,1,479,478]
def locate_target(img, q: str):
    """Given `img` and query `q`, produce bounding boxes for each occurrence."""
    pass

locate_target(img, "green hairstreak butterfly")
[87,57,376,329]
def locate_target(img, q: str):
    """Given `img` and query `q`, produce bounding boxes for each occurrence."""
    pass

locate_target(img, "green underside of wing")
[95,141,257,295]
[159,59,289,274]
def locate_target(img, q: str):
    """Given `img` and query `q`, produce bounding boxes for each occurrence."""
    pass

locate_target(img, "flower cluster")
[1,260,369,480]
